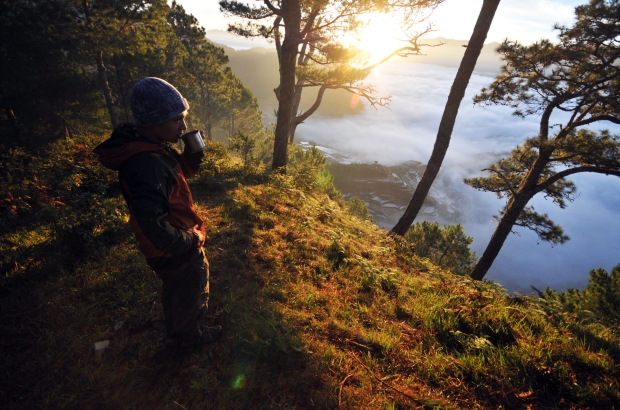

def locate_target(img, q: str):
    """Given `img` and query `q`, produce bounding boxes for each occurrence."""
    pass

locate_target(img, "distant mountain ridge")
[206,30,502,121]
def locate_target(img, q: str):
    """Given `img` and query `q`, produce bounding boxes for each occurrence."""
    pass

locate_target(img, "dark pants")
[155,248,209,342]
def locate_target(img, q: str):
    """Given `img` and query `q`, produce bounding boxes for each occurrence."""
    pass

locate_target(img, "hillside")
[1,136,619,409]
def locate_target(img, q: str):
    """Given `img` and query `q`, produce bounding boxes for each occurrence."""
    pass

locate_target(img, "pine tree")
[167,2,230,138]
[465,0,620,280]
[47,0,171,129]
[0,0,105,142]
[390,0,501,236]
[542,264,620,326]
[219,0,443,171]
[404,221,477,275]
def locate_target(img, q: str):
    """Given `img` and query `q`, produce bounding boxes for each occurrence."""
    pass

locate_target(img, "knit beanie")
[130,77,190,127]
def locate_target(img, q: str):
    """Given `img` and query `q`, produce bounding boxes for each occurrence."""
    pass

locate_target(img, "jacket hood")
[93,123,166,171]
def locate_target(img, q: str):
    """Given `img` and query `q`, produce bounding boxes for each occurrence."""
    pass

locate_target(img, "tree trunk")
[230,109,235,139]
[206,88,213,141]
[390,0,501,236]
[5,107,20,141]
[290,118,301,144]
[61,116,73,139]
[112,53,130,123]
[470,147,553,280]
[96,50,119,129]
[271,0,301,171]
[206,98,212,141]
[289,80,304,143]
[288,41,311,144]
[469,193,531,280]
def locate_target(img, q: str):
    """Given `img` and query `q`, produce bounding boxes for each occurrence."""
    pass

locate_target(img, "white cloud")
[297,61,620,294]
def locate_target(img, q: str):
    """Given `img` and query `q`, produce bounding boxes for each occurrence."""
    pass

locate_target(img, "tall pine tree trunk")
[96,50,119,129]
[289,42,310,144]
[272,0,301,171]
[391,0,500,236]
[470,148,552,280]
[469,193,531,280]
[6,108,20,137]
[206,92,213,141]
[289,80,304,143]
[112,53,130,122]
[1,85,20,141]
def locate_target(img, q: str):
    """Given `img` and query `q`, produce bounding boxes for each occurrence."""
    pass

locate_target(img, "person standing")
[94,77,221,348]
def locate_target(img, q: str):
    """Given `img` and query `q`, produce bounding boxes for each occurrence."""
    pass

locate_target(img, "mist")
[295,61,620,294]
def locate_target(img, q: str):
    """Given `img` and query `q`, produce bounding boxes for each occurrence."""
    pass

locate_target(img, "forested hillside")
[0,0,263,145]
[2,0,620,408]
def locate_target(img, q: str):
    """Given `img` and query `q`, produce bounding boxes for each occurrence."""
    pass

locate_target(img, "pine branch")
[481,167,518,197]
[536,166,620,193]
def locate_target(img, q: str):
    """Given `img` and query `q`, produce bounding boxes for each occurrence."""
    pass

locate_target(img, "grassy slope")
[1,138,619,409]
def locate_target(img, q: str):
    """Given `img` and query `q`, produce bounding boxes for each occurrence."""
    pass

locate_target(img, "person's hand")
[191,224,205,247]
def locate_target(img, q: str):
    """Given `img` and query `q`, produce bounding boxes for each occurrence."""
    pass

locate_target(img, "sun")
[353,13,408,62]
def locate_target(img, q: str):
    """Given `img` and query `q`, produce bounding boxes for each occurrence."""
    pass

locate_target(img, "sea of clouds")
[295,61,620,294]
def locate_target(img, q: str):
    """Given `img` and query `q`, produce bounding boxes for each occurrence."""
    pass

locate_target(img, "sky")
[178,0,586,47]
[175,0,620,294]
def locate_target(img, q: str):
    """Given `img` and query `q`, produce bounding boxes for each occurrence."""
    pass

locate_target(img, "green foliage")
[0,135,127,276]
[0,0,264,147]
[542,264,620,327]
[197,140,229,179]
[229,130,258,171]
[404,221,477,275]
[514,206,569,244]
[346,197,374,222]
[326,240,348,271]
[288,145,339,197]
[0,0,108,144]
[288,146,325,190]
[217,70,264,141]
[353,256,398,294]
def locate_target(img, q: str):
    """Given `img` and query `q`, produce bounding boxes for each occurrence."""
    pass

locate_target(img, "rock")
[114,321,124,331]
[93,340,110,354]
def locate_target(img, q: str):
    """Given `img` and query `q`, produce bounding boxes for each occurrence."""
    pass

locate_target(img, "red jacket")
[94,124,205,271]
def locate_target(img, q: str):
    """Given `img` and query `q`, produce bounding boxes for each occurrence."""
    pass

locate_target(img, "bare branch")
[301,5,321,37]
[294,85,328,124]
[263,0,280,14]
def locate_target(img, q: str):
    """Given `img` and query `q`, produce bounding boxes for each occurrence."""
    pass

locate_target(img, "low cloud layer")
[296,61,620,293]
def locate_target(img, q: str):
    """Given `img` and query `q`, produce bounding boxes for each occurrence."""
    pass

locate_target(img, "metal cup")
[181,130,205,153]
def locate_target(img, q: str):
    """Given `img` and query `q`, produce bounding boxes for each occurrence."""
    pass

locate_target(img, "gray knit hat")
[130,77,189,126]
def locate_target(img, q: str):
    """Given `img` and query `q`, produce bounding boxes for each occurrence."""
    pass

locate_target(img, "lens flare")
[231,374,246,389]
[350,90,361,108]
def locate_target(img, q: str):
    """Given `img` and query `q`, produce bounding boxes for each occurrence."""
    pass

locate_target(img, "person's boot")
[195,325,222,347]
[166,325,222,349]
